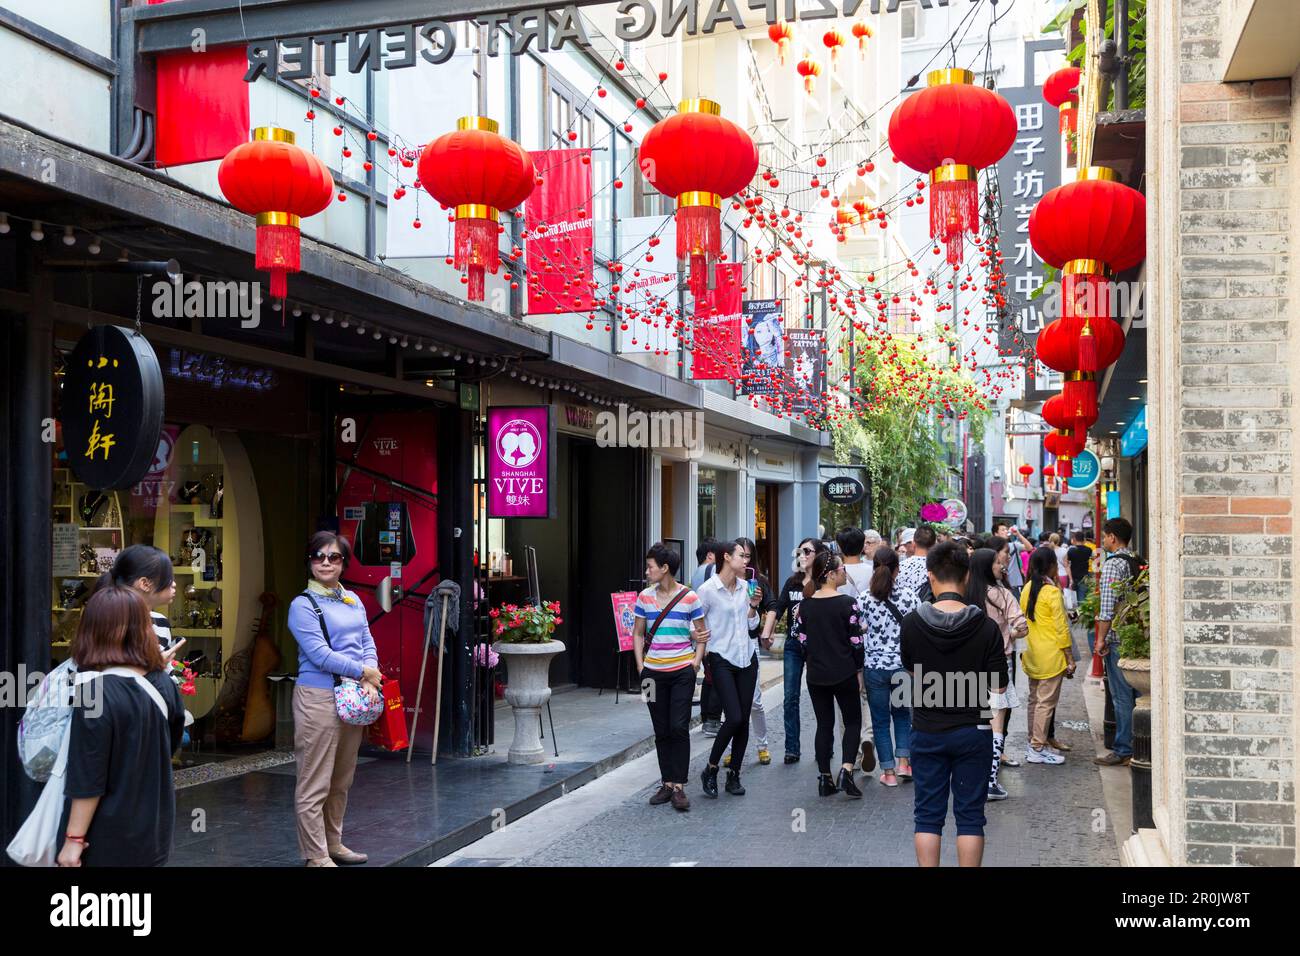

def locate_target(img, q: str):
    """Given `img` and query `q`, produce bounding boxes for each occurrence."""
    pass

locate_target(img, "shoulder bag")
[643,586,689,657]
[300,592,383,727]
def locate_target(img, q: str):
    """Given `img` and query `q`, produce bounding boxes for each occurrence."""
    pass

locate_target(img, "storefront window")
[697,468,717,541]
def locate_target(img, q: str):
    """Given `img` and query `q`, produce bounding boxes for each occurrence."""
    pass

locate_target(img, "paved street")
[439,631,1122,867]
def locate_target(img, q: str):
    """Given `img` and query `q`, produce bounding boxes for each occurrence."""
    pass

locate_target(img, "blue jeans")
[783,641,805,757]
[1074,579,1090,604]
[865,667,911,770]
[910,725,994,837]
[1104,645,1138,757]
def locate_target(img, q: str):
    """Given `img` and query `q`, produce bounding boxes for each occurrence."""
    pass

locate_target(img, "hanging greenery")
[1043,0,1146,112]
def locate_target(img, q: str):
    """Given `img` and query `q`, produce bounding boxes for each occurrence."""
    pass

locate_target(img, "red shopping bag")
[367,679,409,751]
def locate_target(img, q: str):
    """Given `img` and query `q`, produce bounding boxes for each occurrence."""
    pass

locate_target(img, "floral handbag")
[300,592,383,727]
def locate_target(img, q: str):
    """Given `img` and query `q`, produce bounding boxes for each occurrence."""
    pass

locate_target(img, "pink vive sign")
[488,406,553,519]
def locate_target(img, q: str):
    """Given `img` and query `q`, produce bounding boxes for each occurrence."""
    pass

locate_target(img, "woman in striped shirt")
[634,542,709,812]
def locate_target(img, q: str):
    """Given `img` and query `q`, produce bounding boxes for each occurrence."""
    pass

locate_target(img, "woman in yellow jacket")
[1020,547,1076,765]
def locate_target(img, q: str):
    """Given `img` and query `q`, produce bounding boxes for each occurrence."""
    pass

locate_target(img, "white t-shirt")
[839,561,873,599]
[1054,546,1070,578]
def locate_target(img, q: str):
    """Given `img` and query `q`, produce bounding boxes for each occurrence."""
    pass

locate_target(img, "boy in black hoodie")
[899,542,1008,867]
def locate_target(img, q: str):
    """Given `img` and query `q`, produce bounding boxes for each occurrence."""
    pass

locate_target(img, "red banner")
[526,149,595,315]
[155,46,249,167]
[691,263,743,381]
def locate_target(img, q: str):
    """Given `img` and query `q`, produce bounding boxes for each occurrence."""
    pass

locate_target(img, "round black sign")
[62,325,164,490]
[822,476,865,505]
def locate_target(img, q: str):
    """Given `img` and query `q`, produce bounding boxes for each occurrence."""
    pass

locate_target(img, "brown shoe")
[670,787,691,812]
[1048,738,1073,752]
[1093,752,1131,767]
[649,783,674,806]
[328,844,368,865]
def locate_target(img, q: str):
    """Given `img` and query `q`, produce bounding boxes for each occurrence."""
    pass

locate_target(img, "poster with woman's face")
[740,299,784,397]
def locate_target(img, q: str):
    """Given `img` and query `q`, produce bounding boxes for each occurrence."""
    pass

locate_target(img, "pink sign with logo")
[488,406,552,519]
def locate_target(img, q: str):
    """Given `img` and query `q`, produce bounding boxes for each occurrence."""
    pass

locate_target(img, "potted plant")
[1111,569,1151,696]
[490,601,564,765]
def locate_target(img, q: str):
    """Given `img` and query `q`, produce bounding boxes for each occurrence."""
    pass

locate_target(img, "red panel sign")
[690,263,743,381]
[525,149,595,314]
[155,46,250,167]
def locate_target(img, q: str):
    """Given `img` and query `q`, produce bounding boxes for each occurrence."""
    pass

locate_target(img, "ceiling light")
[311,311,321,322]
[1129,396,1140,400]
[1137,378,1148,383]
[292,305,303,317]
[324,312,335,324]
[340,316,350,328]
[87,239,101,255]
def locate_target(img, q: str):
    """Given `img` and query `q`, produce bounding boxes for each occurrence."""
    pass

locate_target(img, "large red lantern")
[887,69,1016,266]
[768,20,794,65]
[1043,66,1082,134]
[418,116,534,301]
[218,127,335,300]
[638,99,758,294]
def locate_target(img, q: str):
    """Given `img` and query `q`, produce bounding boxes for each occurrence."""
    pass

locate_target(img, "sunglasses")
[311,551,345,565]
[799,547,816,555]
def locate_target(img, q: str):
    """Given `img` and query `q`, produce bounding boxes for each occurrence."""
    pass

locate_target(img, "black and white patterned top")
[861,584,920,671]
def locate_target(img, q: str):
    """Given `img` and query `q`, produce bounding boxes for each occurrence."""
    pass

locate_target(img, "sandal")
[880,770,899,787]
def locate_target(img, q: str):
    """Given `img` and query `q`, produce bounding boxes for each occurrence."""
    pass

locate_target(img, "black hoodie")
[900,602,1008,734]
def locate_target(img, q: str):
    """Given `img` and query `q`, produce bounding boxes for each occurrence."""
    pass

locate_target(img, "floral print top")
[792,593,866,686]
[861,583,920,671]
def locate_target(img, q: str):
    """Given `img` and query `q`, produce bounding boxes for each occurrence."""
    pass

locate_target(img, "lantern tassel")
[1063,377,1099,428]
[454,217,501,302]
[930,178,977,267]
[255,223,300,300]
[1059,457,1073,481]
[677,205,721,294]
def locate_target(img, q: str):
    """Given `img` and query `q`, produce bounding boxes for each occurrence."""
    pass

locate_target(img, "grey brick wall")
[1173,0,1295,866]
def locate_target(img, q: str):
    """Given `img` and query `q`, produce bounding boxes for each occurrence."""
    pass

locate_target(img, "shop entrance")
[754,482,779,583]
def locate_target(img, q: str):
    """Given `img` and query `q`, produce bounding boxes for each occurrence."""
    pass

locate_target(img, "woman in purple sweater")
[287,531,383,867]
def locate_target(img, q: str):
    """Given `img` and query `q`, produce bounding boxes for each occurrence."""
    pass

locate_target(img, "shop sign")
[739,299,784,398]
[822,476,864,505]
[1121,405,1148,458]
[1067,450,1102,492]
[488,405,555,519]
[610,591,638,653]
[166,348,277,391]
[459,381,480,412]
[941,498,968,526]
[563,405,596,432]
[63,325,165,491]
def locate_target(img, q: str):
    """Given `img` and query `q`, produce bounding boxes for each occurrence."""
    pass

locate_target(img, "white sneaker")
[1025,747,1065,765]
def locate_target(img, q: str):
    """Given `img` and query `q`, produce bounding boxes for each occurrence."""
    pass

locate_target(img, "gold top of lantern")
[1078,166,1120,182]
[931,164,978,184]
[253,126,295,144]
[678,99,722,116]
[457,116,499,133]
[927,68,974,87]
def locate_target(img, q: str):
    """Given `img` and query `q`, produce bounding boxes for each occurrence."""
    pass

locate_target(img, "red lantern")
[768,20,794,65]
[851,21,874,58]
[797,57,822,95]
[218,127,334,300]
[638,99,758,295]
[1042,390,1098,434]
[1018,463,1034,486]
[1042,464,1057,479]
[1043,65,1082,134]
[417,116,535,301]
[887,69,1016,266]
[823,28,847,68]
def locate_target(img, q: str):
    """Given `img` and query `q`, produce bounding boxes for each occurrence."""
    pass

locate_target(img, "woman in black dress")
[792,551,869,798]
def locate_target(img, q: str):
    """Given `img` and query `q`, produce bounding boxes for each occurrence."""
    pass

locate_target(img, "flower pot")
[1117,657,1151,697]
[492,640,565,765]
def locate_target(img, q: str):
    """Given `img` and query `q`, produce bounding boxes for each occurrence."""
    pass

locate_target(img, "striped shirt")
[634,585,704,671]
[1097,549,1136,630]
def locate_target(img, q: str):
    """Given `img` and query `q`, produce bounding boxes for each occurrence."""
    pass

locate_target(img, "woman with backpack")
[1020,547,1076,765]
[966,548,1027,800]
[287,531,384,867]
[56,586,184,867]
[860,546,919,786]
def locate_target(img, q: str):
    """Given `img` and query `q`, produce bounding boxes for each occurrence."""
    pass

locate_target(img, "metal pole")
[1114,0,1130,111]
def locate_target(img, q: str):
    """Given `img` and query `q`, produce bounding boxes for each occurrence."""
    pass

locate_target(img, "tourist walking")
[966,548,1027,800]
[287,531,384,867]
[695,541,762,797]
[896,525,935,598]
[693,539,723,737]
[634,543,708,812]
[835,526,874,598]
[1066,530,1093,606]
[1050,533,1070,588]
[791,551,868,798]
[723,537,776,767]
[1020,547,1076,765]
[860,546,918,786]
[1093,518,1142,767]
[56,586,184,867]
[762,537,828,763]
[900,542,1007,867]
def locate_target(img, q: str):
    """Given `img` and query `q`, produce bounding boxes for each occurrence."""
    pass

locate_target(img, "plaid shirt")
[1097,549,1135,631]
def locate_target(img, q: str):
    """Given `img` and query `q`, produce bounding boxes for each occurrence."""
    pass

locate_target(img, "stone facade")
[1146,0,1297,866]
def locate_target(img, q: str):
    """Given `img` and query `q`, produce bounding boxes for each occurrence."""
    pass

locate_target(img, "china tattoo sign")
[61,325,165,490]
[487,406,555,519]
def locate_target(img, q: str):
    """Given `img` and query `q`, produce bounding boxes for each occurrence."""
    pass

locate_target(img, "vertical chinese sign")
[61,325,165,490]
[525,149,596,315]
[995,40,1064,402]
[487,406,555,519]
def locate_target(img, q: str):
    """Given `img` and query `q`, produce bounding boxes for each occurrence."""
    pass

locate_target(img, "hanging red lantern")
[797,57,823,95]
[218,127,335,300]
[768,20,794,65]
[823,28,847,69]
[887,69,1015,266]
[851,21,874,58]
[638,99,758,295]
[1043,65,1082,135]
[1018,463,1035,486]
[1042,464,1057,479]
[1045,427,1086,480]
[417,116,535,301]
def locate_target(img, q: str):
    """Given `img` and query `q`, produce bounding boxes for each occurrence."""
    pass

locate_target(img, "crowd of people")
[639,516,1143,866]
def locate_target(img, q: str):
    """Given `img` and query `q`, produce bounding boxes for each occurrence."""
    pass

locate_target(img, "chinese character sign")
[487,406,554,519]
[61,325,165,490]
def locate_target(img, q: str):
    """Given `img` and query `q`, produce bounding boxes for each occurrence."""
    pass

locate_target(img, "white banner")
[616,215,677,355]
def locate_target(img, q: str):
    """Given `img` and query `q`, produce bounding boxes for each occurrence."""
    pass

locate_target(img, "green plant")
[1111,568,1150,658]
[1043,0,1145,111]
[491,601,562,643]
[1077,584,1100,632]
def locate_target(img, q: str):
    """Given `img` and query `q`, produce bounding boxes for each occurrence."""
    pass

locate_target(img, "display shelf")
[173,628,221,638]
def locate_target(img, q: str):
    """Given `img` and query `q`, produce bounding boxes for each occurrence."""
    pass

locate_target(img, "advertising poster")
[617,215,677,355]
[610,591,638,653]
[691,262,743,381]
[526,148,596,315]
[488,406,554,519]
[785,328,826,417]
[739,299,784,397]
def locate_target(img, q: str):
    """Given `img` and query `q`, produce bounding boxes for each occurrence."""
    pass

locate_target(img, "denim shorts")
[909,725,994,837]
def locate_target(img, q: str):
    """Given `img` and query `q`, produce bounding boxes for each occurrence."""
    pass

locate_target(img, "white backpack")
[8,668,168,867]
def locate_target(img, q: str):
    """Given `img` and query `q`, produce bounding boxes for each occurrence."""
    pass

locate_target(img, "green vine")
[1043,0,1146,112]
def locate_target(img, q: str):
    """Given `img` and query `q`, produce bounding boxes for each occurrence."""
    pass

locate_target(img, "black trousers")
[644,665,696,784]
[699,656,721,721]
[707,652,758,769]
[809,675,863,775]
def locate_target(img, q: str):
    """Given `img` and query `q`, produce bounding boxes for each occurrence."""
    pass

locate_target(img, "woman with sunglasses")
[287,531,384,867]
[762,537,827,764]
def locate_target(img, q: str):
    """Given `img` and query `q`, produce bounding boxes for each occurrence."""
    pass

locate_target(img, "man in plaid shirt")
[1092,517,1140,766]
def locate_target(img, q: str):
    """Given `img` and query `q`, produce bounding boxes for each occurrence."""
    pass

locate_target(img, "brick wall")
[1171,0,1296,866]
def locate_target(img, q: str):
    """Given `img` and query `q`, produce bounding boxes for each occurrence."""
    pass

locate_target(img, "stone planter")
[492,640,564,765]
[1118,657,1152,698]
